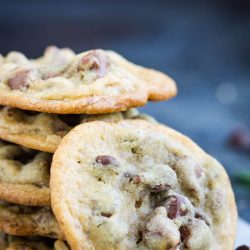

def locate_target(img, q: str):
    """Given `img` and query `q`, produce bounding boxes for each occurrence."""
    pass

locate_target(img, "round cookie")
[0,107,156,153]
[0,233,55,250]
[0,201,64,239]
[0,140,51,206]
[0,47,176,114]
[51,120,237,250]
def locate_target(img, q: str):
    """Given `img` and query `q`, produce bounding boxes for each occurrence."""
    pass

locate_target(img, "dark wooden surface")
[0,0,250,221]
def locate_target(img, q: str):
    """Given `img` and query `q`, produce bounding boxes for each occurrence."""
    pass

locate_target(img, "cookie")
[0,201,64,239]
[0,233,55,250]
[0,233,8,250]
[51,120,237,250]
[0,107,156,152]
[54,241,70,250]
[0,46,176,114]
[0,140,51,206]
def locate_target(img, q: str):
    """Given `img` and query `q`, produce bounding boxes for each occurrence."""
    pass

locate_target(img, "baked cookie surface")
[54,240,71,250]
[0,47,176,114]
[0,140,51,206]
[51,120,237,250]
[0,233,55,250]
[0,107,156,153]
[0,201,64,239]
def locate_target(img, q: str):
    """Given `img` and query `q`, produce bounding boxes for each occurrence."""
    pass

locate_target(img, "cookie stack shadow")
[0,46,237,250]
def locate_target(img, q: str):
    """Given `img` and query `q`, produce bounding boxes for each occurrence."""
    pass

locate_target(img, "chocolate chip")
[95,155,118,166]
[135,198,143,208]
[179,225,190,245]
[80,50,110,78]
[236,246,250,250]
[133,175,141,184]
[164,195,188,219]
[123,173,141,184]
[151,184,170,193]
[101,212,112,218]
[7,70,31,90]
[136,231,143,244]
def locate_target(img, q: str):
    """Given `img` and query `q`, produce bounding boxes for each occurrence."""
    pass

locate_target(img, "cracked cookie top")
[51,120,236,250]
[0,46,176,114]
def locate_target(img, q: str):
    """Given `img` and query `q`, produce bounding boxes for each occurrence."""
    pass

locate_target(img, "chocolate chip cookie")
[0,201,64,239]
[0,107,156,153]
[0,46,176,114]
[51,120,237,250]
[0,233,55,250]
[0,140,51,206]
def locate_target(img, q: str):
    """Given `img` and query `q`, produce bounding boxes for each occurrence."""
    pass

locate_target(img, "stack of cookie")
[0,46,237,250]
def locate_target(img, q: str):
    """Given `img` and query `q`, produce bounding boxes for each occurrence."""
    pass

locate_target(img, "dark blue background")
[0,0,250,221]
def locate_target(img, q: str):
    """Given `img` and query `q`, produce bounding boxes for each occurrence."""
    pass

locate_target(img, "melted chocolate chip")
[179,225,190,245]
[95,155,118,166]
[80,50,110,78]
[236,246,250,250]
[101,212,112,218]
[151,184,170,193]
[164,195,188,219]
[7,70,31,90]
